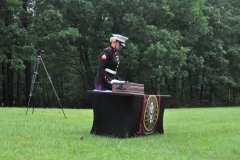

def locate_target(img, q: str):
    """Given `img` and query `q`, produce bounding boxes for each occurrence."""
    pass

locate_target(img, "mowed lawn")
[0,107,239,160]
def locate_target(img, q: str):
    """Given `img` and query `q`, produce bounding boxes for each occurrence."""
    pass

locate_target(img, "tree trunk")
[43,81,46,107]
[228,88,230,106]
[190,82,193,107]
[200,83,204,105]
[7,54,14,107]
[22,0,31,106]
[22,0,28,28]
[181,78,185,107]
[60,69,64,99]
[211,86,215,107]
[24,61,31,106]
[233,91,236,106]
[17,70,20,106]
[1,64,6,106]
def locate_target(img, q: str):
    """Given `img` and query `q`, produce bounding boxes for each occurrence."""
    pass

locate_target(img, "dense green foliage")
[0,0,240,108]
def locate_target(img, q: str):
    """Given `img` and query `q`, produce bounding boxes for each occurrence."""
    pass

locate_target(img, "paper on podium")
[110,79,125,84]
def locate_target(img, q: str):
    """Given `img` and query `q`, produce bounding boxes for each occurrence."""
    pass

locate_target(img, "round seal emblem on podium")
[142,95,159,134]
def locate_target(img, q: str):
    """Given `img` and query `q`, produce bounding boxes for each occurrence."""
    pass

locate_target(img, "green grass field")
[0,107,239,160]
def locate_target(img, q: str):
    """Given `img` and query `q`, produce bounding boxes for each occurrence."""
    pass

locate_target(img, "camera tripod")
[26,49,67,119]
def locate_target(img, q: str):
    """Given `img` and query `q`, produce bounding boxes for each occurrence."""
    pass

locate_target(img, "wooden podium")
[87,90,170,138]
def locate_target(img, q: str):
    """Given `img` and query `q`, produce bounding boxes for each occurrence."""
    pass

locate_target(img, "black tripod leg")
[26,58,40,115]
[40,58,67,119]
[32,94,37,114]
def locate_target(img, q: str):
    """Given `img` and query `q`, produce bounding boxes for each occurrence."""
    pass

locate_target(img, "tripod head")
[36,49,44,58]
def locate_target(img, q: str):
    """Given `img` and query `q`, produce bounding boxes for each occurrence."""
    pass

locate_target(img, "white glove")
[110,79,125,84]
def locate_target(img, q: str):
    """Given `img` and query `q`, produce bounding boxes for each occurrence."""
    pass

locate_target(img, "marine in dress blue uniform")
[94,34,128,90]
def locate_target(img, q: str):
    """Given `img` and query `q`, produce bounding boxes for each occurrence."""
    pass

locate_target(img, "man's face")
[115,41,122,51]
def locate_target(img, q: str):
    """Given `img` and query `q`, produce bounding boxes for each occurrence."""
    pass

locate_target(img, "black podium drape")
[87,90,170,138]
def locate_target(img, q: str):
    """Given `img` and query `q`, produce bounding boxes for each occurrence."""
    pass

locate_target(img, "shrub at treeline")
[0,0,240,108]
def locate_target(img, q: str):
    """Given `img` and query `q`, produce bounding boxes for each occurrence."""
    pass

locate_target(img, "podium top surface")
[87,90,171,98]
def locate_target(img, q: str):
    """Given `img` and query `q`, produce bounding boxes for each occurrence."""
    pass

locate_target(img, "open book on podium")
[112,80,144,94]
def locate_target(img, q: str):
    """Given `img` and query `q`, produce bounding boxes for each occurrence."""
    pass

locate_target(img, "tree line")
[0,0,240,108]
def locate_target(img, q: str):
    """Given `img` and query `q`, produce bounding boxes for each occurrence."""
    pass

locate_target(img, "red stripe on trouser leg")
[98,84,102,90]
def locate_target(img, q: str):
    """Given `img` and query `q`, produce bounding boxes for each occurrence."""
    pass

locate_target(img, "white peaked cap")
[112,34,129,47]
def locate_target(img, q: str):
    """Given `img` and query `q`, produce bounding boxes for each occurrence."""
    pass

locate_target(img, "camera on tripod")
[36,49,44,57]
